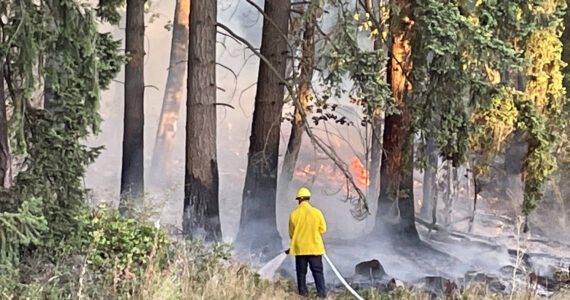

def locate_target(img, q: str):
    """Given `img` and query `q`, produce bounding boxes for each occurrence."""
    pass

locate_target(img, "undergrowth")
[1,205,569,299]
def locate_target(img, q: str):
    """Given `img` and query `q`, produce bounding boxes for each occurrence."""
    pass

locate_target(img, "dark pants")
[295,255,326,298]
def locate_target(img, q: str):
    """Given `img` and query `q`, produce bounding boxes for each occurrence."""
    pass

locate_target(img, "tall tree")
[278,3,317,200]
[367,0,384,201]
[0,0,123,261]
[471,0,567,219]
[369,116,383,199]
[120,0,145,214]
[420,138,437,219]
[0,63,11,188]
[375,0,418,238]
[236,0,290,256]
[150,0,190,181]
[373,0,521,236]
[182,0,221,240]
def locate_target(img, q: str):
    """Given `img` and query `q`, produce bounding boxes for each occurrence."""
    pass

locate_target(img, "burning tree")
[151,0,190,182]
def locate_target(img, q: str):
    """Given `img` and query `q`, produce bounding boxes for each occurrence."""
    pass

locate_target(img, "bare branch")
[166,60,188,70]
[217,23,288,88]
[217,30,244,46]
[244,0,289,42]
[144,85,160,91]
[214,103,235,109]
[237,81,257,117]
[217,22,370,217]
[216,62,238,81]
[244,0,298,55]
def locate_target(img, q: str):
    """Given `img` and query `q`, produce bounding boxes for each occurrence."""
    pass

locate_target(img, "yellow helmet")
[296,187,311,199]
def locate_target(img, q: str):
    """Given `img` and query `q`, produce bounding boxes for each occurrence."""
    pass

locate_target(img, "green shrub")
[78,204,168,277]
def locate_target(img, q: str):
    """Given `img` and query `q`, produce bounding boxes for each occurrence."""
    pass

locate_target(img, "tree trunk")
[367,0,384,201]
[468,168,481,233]
[369,117,382,200]
[551,180,567,228]
[120,0,145,215]
[150,0,190,182]
[0,62,11,188]
[420,137,437,218]
[375,0,418,239]
[278,6,316,201]
[182,0,221,241]
[503,129,526,214]
[236,0,290,258]
[443,160,453,227]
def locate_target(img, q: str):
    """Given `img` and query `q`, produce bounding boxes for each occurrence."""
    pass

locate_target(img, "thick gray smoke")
[86,0,569,288]
[86,0,371,242]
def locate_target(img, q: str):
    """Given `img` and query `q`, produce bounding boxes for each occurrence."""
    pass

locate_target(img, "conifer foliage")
[0,0,123,263]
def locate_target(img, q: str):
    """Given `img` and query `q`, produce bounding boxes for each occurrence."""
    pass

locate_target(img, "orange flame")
[495,221,503,232]
[295,164,316,176]
[350,156,369,186]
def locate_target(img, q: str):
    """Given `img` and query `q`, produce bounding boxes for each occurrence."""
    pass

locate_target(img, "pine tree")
[236,0,291,258]
[151,0,190,181]
[183,0,222,241]
[120,0,146,214]
[0,0,123,262]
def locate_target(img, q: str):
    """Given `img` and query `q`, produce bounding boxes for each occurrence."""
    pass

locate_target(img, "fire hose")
[260,251,364,299]
[323,253,364,300]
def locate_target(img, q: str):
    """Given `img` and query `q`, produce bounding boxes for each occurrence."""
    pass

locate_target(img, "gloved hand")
[284,248,290,255]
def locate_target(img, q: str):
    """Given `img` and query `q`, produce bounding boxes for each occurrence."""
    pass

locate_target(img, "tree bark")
[443,160,453,227]
[150,0,190,182]
[367,0,383,201]
[375,0,418,239]
[420,137,437,218]
[236,0,290,258]
[369,117,383,200]
[120,0,145,215]
[278,6,316,201]
[468,170,480,233]
[503,129,526,214]
[0,62,11,188]
[182,0,221,241]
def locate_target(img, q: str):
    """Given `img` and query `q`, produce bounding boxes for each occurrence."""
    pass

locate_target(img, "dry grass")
[3,231,568,300]
[4,246,569,300]
[133,244,302,300]
[134,245,570,300]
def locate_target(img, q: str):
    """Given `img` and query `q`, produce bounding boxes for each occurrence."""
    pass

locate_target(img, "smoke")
[86,0,372,241]
[85,0,569,287]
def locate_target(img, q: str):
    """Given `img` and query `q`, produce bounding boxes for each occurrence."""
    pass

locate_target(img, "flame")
[334,138,341,147]
[418,199,422,207]
[495,221,503,232]
[295,164,316,176]
[292,157,370,196]
[350,156,369,186]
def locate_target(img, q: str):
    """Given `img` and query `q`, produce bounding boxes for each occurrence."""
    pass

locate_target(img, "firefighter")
[285,187,327,298]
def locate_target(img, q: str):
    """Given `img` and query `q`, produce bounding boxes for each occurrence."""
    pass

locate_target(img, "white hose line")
[323,254,364,300]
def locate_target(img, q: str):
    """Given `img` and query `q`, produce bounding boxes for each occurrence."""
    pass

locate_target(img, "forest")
[1,0,569,299]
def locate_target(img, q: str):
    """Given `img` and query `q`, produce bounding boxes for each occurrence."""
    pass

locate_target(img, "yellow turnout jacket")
[288,201,326,255]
